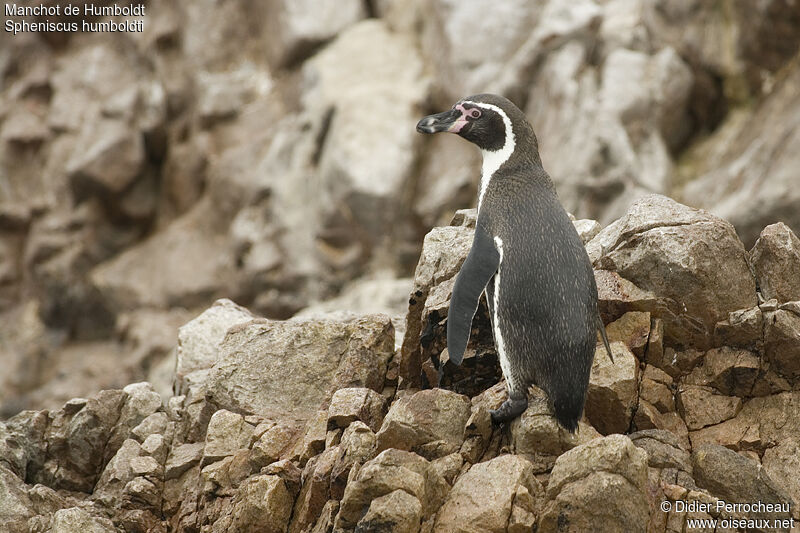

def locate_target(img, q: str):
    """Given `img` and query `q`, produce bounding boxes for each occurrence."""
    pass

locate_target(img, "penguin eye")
[470,109,481,119]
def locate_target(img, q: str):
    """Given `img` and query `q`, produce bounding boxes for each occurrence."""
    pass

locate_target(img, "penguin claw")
[489,397,528,424]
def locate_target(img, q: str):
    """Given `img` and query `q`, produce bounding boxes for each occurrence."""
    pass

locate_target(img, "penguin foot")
[490,397,528,424]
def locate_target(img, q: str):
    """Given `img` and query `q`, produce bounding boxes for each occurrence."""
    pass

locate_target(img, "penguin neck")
[477,106,516,212]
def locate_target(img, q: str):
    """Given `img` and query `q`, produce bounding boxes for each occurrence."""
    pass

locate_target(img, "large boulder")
[538,434,649,532]
[587,194,756,349]
[205,314,394,421]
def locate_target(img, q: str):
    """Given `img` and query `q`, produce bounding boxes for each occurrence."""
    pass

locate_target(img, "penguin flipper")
[447,223,500,366]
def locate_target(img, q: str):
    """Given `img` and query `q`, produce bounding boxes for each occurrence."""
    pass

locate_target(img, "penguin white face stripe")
[463,101,516,211]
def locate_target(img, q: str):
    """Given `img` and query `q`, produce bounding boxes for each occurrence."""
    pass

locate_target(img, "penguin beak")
[416,108,465,134]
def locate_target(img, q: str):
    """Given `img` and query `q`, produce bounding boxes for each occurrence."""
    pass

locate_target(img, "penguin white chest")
[491,236,513,385]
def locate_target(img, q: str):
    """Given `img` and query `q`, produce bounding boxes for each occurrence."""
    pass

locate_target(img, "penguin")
[416,94,613,431]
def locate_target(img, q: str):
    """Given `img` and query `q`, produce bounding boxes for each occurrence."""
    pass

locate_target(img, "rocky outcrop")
[3,195,799,532]
[2,0,799,419]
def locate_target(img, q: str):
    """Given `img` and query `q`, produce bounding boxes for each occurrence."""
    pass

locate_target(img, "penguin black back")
[417,94,609,431]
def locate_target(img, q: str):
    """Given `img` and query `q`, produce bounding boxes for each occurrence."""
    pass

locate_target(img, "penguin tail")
[598,317,615,364]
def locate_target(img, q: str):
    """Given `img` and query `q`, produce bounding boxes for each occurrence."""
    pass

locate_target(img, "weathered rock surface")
[588,194,756,348]
[750,223,800,303]
[539,435,650,532]
[205,314,394,421]
[434,454,543,533]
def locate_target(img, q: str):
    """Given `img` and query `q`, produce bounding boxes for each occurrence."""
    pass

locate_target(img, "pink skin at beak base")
[447,103,472,133]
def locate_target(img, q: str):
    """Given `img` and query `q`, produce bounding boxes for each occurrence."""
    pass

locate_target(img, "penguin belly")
[490,233,596,430]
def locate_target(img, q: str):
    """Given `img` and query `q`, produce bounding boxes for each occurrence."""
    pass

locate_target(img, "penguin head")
[416,94,528,153]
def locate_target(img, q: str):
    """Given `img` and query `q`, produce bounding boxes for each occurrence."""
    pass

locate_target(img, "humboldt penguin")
[416,94,613,431]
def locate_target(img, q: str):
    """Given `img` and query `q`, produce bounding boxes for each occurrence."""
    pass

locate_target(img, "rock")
[594,270,662,323]
[692,444,792,524]
[48,507,117,533]
[573,218,602,244]
[264,0,366,68]
[420,0,551,102]
[714,305,764,350]
[331,421,378,493]
[433,454,542,533]
[251,424,301,469]
[216,475,293,533]
[301,19,428,277]
[89,203,237,312]
[763,308,800,381]
[539,435,649,533]
[683,347,760,397]
[639,365,674,413]
[762,439,800,512]
[327,387,387,433]
[356,489,423,533]
[588,195,757,349]
[511,387,600,472]
[335,449,447,530]
[429,452,463,486]
[604,311,650,357]
[288,446,339,533]
[66,120,145,199]
[750,223,800,303]
[398,224,476,389]
[375,389,471,460]
[206,314,394,421]
[93,438,144,506]
[584,342,639,435]
[689,391,800,451]
[0,464,34,533]
[203,410,255,465]
[175,299,255,394]
[33,389,126,492]
[165,443,204,481]
[629,429,691,473]
[676,386,742,431]
[682,60,800,248]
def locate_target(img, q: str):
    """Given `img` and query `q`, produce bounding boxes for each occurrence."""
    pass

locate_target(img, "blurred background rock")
[1,0,798,417]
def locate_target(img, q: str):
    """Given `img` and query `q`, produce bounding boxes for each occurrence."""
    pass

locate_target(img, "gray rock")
[203,410,255,465]
[539,435,649,533]
[433,454,542,533]
[48,506,117,533]
[376,389,471,460]
[762,439,800,513]
[750,223,800,303]
[264,0,366,68]
[206,314,394,421]
[175,299,255,394]
[165,442,205,481]
[335,449,448,530]
[327,387,387,433]
[0,464,34,533]
[585,342,639,435]
[763,308,800,382]
[90,204,237,312]
[588,194,756,348]
[356,489,422,533]
[682,61,800,247]
[692,444,792,524]
[214,475,293,533]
